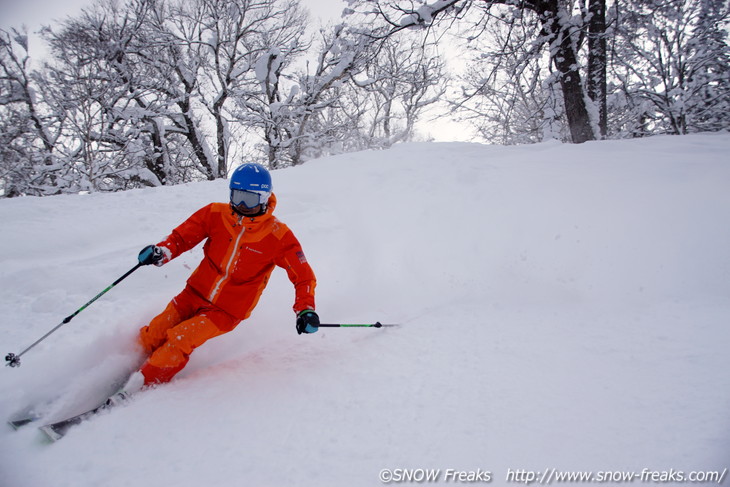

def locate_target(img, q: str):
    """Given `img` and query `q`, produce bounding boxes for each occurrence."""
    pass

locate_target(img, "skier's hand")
[138,245,165,266]
[296,310,319,335]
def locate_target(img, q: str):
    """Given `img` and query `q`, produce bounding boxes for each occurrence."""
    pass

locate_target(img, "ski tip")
[7,417,38,431]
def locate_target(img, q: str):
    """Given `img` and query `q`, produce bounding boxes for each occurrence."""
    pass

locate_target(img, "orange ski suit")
[138,194,316,384]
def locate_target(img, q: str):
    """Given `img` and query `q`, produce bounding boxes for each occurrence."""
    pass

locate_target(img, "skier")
[113,162,319,401]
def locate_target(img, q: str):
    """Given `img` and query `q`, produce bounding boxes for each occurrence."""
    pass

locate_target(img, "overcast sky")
[1,0,349,31]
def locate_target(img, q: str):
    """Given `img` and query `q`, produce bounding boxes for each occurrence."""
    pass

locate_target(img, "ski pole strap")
[317,322,399,328]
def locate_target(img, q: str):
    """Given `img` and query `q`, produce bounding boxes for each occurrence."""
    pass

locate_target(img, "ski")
[38,398,115,442]
[8,415,41,430]
[7,400,57,430]
[27,363,144,440]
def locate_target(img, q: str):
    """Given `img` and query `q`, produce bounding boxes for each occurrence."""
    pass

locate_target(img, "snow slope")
[1,134,729,486]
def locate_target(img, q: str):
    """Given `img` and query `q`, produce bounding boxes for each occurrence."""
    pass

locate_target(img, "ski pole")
[317,322,399,328]
[5,262,143,368]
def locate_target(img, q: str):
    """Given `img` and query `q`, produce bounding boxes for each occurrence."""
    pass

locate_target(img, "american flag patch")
[296,251,308,264]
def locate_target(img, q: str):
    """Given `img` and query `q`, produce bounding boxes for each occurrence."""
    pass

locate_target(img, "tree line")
[1,0,728,197]
[349,0,729,145]
[0,0,445,196]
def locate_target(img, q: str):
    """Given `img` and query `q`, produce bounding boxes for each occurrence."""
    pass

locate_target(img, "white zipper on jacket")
[208,219,246,302]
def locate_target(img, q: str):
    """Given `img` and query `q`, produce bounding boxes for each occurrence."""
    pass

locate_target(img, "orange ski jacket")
[156,194,316,320]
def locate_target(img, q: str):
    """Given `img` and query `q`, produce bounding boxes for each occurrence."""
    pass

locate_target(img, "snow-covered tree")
[41,1,169,192]
[233,10,334,169]
[0,28,67,196]
[184,0,310,176]
[12,0,316,189]
[345,0,600,143]
[610,0,730,136]
[354,32,448,147]
[454,12,569,144]
[245,26,447,167]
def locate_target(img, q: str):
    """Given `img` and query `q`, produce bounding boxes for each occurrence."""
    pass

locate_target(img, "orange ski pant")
[138,287,240,385]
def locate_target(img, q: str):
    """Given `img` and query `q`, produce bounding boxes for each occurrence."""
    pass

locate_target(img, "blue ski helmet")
[229,163,272,212]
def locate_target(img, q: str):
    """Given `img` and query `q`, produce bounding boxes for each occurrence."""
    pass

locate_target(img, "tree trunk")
[213,102,228,179]
[537,0,596,144]
[145,123,167,184]
[535,0,595,143]
[587,0,607,138]
[180,97,216,180]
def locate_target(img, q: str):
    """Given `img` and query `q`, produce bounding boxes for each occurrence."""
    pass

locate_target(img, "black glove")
[296,310,320,335]
[138,244,165,266]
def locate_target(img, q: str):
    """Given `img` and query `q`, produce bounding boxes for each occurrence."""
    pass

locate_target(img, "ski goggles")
[230,189,269,209]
